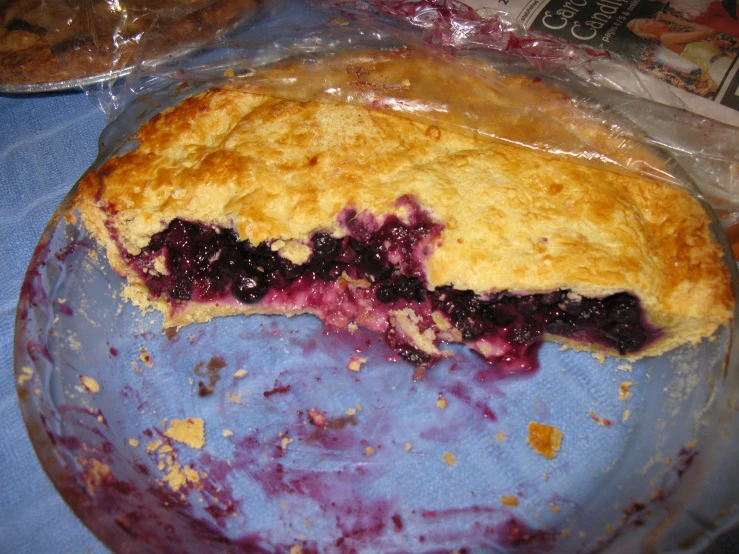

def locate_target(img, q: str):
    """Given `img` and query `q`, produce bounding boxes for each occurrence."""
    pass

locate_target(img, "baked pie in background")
[0,0,260,87]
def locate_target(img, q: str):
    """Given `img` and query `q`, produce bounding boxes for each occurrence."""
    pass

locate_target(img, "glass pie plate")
[13,121,739,553]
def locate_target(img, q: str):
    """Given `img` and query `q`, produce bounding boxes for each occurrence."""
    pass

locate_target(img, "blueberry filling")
[125,214,659,371]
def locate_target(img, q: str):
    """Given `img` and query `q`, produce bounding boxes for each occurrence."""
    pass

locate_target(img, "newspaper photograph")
[466,0,739,124]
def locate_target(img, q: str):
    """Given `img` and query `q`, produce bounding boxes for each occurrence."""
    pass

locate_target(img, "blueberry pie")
[71,63,734,372]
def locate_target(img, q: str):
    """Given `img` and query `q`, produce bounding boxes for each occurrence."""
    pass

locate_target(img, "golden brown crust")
[71,50,734,360]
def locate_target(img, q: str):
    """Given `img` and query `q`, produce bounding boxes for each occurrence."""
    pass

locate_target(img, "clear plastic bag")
[87,0,739,230]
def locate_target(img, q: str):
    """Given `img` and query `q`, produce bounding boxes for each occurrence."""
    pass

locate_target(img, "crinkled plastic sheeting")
[85,0,739,233]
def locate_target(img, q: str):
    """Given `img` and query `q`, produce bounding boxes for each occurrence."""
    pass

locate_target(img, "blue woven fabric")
[0,91,108,553]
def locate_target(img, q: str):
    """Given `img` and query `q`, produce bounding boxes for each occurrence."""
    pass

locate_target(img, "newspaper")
[465,0,739,126]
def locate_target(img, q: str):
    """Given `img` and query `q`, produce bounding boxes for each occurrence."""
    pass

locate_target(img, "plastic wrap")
[82,0,739,230]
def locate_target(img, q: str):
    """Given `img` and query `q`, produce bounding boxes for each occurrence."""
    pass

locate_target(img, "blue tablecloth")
[0,90,108,553]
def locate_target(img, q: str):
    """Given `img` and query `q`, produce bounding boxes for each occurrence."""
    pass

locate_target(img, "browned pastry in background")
[0,0,260,86]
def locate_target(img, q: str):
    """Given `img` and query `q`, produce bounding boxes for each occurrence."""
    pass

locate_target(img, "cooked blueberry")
[277,258,303,280]
[232,271,267,304]
[397,344,432,366]
[312,234,341,262]
[538,291,563,306]
[165,219,195,249]
[435,289,480,321]
[545,320,578,337]
[254,243,280,272]
[509,323,542,344]
[516,295,539,315]
[317,262,345,282]
[396,276,426,302]
[218,248,244,273]
[376,283,400,303]
[605,293,640,324]
[618,331,647,354]
[169,279,192,301]
[579,299,608,327]
[361,248,393,281]
[457,317,488,340]
[560,295,584,316]
[483,304,515,327]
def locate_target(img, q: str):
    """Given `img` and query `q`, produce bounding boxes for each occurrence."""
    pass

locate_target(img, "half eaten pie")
[70,56,735,373]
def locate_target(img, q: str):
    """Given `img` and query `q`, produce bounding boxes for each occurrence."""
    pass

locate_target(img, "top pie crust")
[71,50,734,360]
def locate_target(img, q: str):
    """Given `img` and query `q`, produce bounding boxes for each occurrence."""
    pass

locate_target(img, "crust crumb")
[442,452,457,466]
[589,411,612,427]
[619,381,636,401]
[17,366,33,385]
[526,422,563,459]
[79,376,100,393]
[500,495,519,506]
[164,418,206,449]
[347,355,367,372]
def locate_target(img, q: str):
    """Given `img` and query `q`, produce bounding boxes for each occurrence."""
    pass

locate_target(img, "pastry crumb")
[140,348,153,368]
[79,376,100,393]
[495,431,506,442]
[226,391,242,404]
[622,410,631,423]
[404,442,412,451]
[128,438,139,447]
[618,363,633,372]
[549,502,560,513]
[348,322,358,333]
[222,429,234,437]
[17,366,33,385]
[308,408,326,426]
[223,68,235,78]
[164,418,205,449]
[146,439,162,452]
[442,452,457,466]
[436,397,448,409]
[347,355,367,372]
[163,462,200,492]
[589,411,612,427]
[282,437,293,451]
[234,369,248,379]
[500,495,519,507]
[619,381,636,401]
[365,446,374,456]
[345,408,356,416]
[526,422,563,459]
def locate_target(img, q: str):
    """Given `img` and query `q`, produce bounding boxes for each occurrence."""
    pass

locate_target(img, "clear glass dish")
[14,159,739,553]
